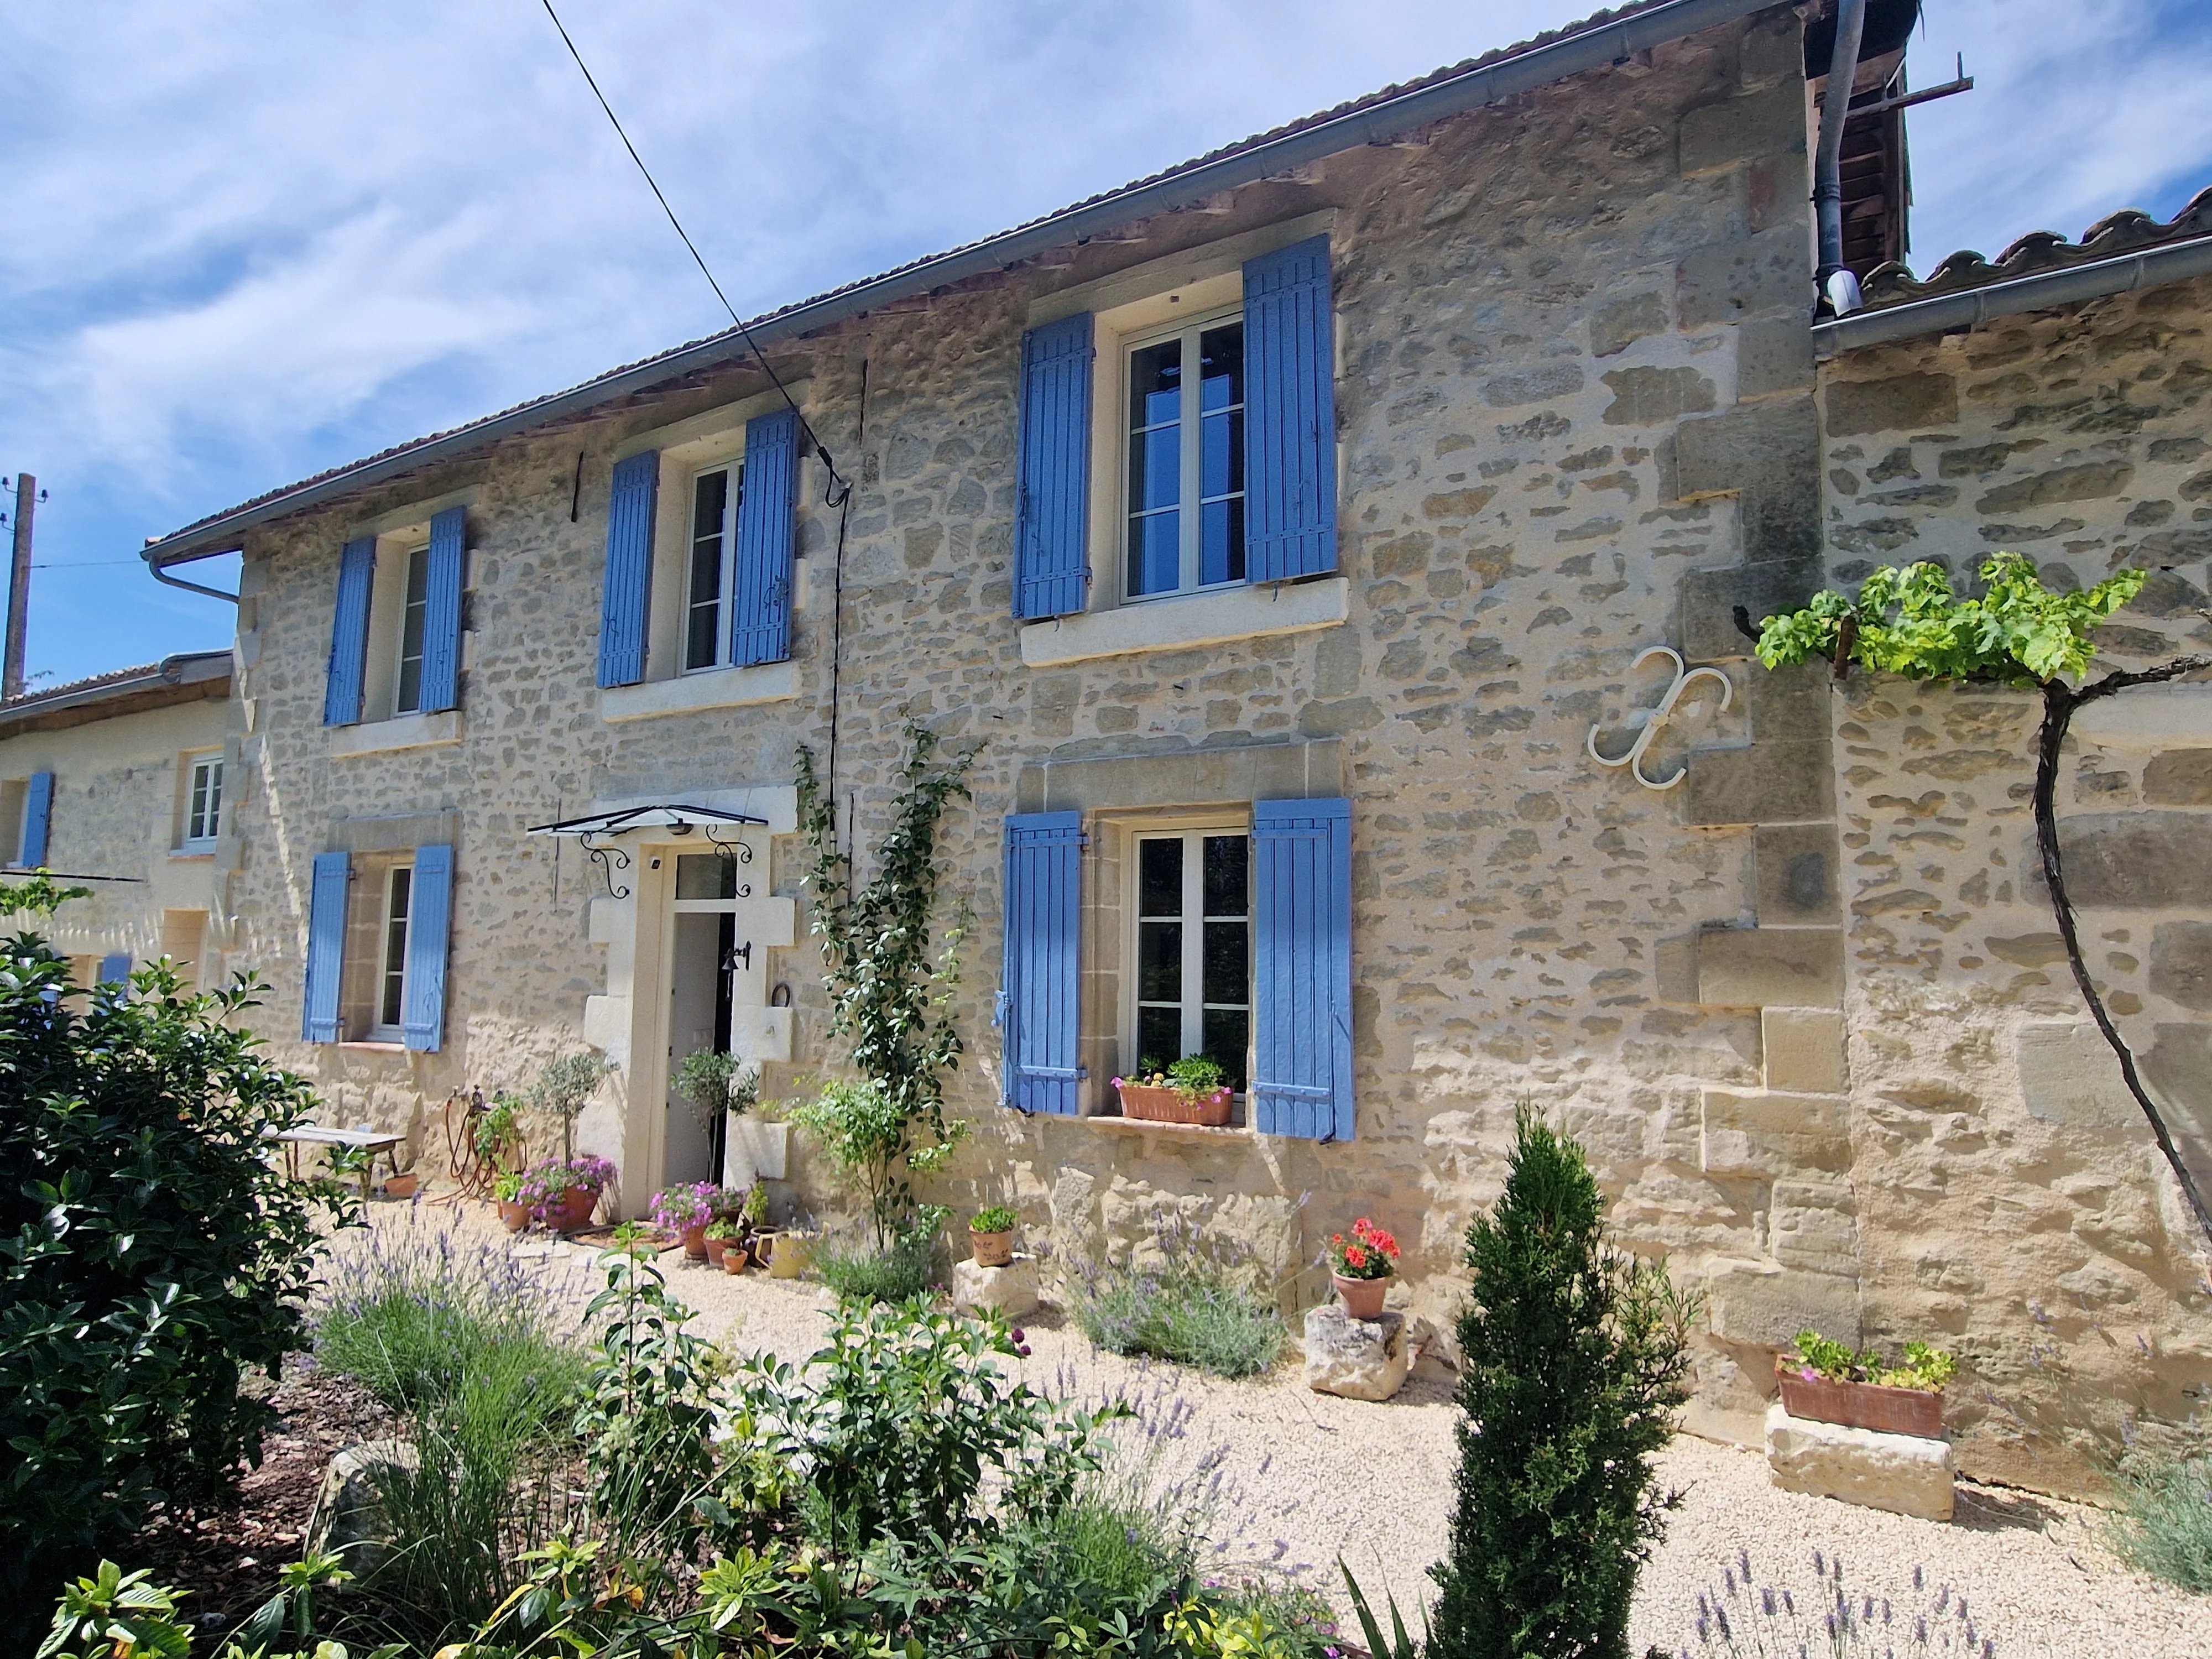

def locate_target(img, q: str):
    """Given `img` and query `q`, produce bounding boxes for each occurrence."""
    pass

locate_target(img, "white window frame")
[372,863,414,1042]
[392,542,431,717]
[1121,820,1253,1090]
[680,458,747,674]
[180,753,223,851]
[1117,302,1246,606]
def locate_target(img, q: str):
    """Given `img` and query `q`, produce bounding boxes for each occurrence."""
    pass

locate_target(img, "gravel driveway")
[371,1205,2212,1657]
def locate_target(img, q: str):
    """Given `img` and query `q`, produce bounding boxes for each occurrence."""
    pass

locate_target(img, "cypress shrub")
[1429,1105,1694,1658]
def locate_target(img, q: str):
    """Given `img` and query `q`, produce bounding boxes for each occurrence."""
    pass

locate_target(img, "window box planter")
[1115,1079,1234,1127]
[1775,1359,1944,1439]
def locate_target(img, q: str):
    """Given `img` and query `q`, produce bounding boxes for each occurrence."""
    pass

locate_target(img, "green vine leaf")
[1754,551,2147,687]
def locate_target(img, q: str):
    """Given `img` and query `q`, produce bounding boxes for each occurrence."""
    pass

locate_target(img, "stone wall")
[1817,275,2212,1489]
[209,3,2187,1474]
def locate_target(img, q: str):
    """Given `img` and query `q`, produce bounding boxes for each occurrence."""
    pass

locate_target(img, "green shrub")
[1072,1226,1285,1379]
[1429,1104,1694,1659]
[815,1209,944,1303]
[2109,1436,2212,1593]
[313,1223,588,1642]
[971,1203,1019,1233]
[0,943,349,1592]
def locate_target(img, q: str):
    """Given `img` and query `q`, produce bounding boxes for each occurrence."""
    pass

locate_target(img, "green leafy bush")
[1072,1225,1286,1379]
[2109,1434,2212,1593]
[0,945,350,1591]
[1430,1104,1694,1659]
[971,1203,1019,1233]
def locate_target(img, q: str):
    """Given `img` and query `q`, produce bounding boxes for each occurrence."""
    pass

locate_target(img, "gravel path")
[361,1204,2212,1657]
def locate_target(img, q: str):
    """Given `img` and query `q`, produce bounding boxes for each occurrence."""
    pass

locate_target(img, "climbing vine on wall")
[1757,551,2212,1245]
[792,722,977,1241]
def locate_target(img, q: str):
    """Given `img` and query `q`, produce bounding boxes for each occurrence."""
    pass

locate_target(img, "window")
[182,754,222,848]
[393,544,430,716]
[375,864,413,1038]
[0,778,25,867]
[1130,830,1251,1089]
[1124,316,1245,599]
[683,463,746,671]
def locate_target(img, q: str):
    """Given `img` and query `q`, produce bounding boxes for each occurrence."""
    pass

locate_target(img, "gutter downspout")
[148,551,241,604]
[1811,0,1869,317]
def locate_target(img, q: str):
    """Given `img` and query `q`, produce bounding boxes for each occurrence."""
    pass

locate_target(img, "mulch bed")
[126,1357,388,1636]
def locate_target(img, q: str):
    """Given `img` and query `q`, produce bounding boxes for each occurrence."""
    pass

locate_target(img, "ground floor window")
[1130,829,1250,1090]
[374,864,413,1039]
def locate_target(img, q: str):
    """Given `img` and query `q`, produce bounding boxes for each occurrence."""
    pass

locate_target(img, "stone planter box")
[1115,1081,1233,1126]
[1776,1359,1943,1439]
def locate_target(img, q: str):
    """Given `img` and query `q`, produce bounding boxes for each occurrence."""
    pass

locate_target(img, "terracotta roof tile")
[1861,185,2212,309]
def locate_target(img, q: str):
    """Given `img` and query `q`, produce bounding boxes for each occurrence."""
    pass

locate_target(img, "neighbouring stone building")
[0,650,236,987]
[123,0,2212,1494]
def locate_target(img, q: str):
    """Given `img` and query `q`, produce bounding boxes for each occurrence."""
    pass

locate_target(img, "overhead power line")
[536,0,849,503]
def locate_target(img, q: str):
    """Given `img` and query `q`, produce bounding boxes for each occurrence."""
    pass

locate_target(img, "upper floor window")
[394,544,432,716]
[684,463,747,672]
[1125,317,1245,600]
[182,753,223,849]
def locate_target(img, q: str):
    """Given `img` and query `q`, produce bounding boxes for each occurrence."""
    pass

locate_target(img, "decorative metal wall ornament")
[575,831,632,899]
[705,823,755,898]
[1585,645,1733,791]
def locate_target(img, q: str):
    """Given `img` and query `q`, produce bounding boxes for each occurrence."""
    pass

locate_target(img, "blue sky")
[3,0,2207,688]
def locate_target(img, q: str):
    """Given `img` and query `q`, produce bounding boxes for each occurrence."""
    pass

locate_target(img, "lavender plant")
[1070,1212,1286,1379]
[1677,1550,2057,1658]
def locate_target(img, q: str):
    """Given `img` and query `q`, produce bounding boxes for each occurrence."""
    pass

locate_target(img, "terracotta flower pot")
[1333,1273,1390,1321]
[541,1186,599,1234]
[382,1171,419,1200]
[1115,1081,1234,1126]
[723,1244,748,1274]
[971,1228,1015,1268]
[681,1223,709,1260]
[1775,1359,1944,1439]
[498,1199,529,1233]
[705,1237,728,1269]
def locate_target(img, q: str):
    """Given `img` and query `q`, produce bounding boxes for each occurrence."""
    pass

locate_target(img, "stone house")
[132,0,2212,1492]
[0,650,236,987]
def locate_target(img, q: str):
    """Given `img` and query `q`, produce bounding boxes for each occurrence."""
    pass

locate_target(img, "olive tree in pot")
[529,1050,612,1164]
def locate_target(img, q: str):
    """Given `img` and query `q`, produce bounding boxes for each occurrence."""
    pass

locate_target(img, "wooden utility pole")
[3,473,33,701]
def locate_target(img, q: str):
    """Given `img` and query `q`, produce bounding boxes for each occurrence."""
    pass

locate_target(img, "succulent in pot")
[519,1154,615,1233]
[1326,1217,1401,1320]
[651,1181,720,1257]
[969,1204,1019,1267]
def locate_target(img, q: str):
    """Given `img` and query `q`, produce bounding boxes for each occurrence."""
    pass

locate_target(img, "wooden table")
[270,1125,404,1197]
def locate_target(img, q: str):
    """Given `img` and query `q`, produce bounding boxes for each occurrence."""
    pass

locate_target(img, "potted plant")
[651,1182,719,1259]
[381,1167,420,1201]
[1326,1217,1402,1321]
[705,1217,742,1270]
[519,1154,615,1234]
[474,1092,526,1172]
[530,1051,612,1162]
[969,1204,1019,1267]
[1113,1054,1234,1127]
[493,1169,529,1232]
[1778,1330,1957,1439]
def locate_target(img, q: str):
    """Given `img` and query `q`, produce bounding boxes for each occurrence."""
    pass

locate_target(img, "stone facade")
[0,656,234,987]
[159,0,2212,1497]
[1817,275,2212,1490]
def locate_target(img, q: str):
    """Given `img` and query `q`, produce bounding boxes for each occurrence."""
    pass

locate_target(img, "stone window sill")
[2071,682,2212,751]
[170,846,217,861]
[338,1040,409,1054]
[1070,1114,1253,1141]
[599,659,799,723]
[1019,577,1349,668]
[330,709,463,758]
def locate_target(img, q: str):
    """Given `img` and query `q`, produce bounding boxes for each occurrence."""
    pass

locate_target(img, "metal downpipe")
[1812,0,1869,315]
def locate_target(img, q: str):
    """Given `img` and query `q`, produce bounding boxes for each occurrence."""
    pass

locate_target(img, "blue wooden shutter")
[1013,312,1094,619]
[731,408,799,666]
[1251,796,1354,1140]
[1243,236,1338,582]
[98,952,132,985]
[1001,811,1083,1114]
[597,450,660,687]
[303,851,350,1044]
[20,769,53,865]
[419,506,466,713]
[403,843,453,1052]
[324,536,375,726]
